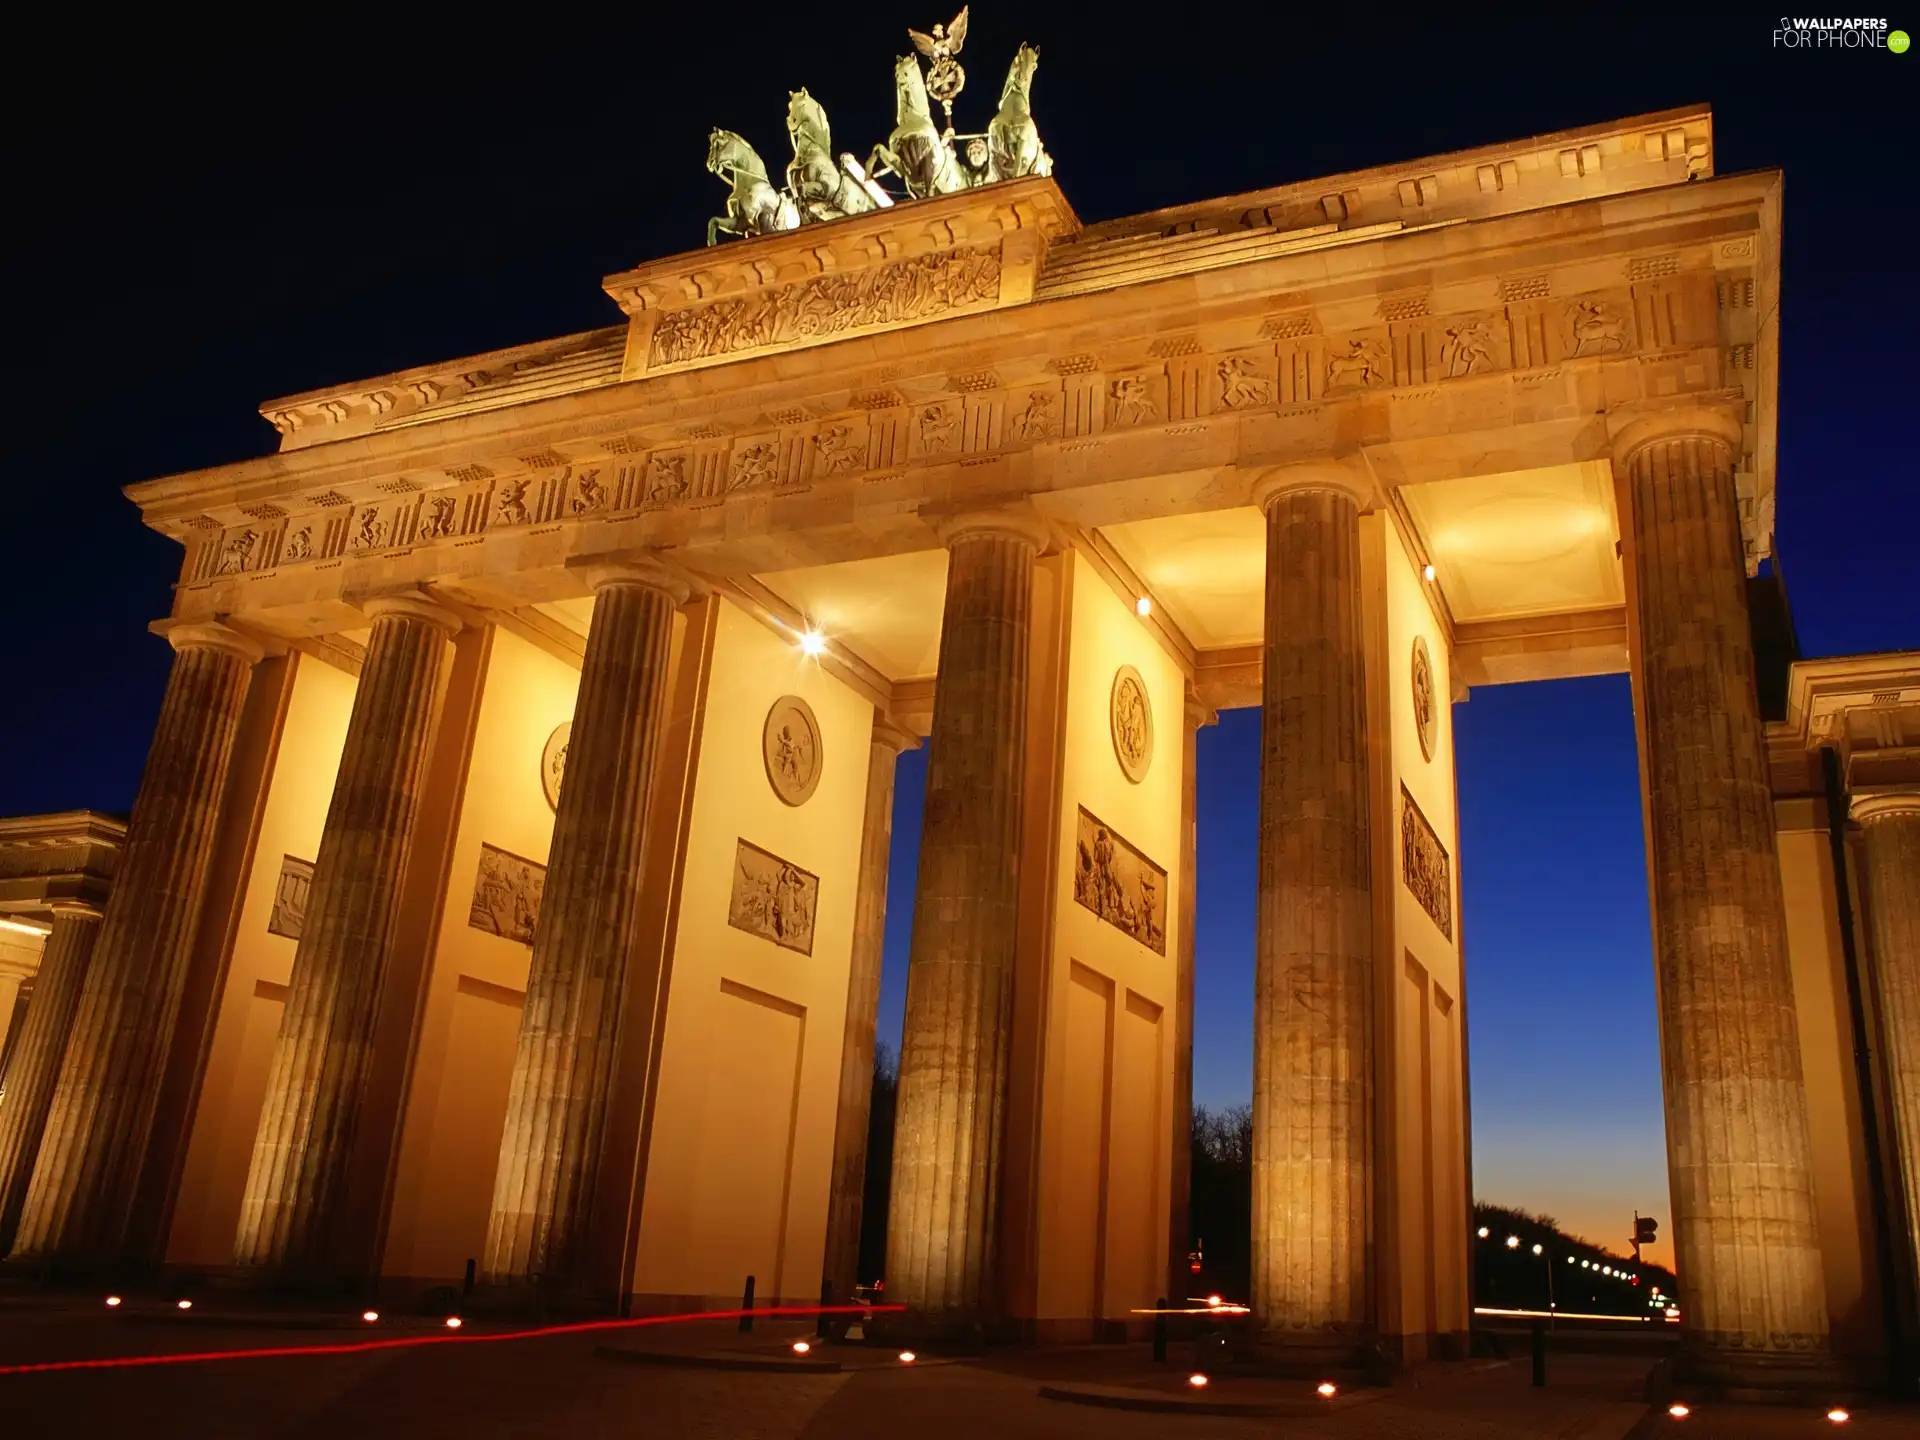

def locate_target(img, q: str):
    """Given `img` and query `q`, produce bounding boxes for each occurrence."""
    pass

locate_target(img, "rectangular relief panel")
[1400,785,1453,940]
[468,842,546,946]
[268,855,314,940]
[1072,807,1168,955]
[728,838,819,956]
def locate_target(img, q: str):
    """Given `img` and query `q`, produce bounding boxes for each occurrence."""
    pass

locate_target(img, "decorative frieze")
[268,855,314,941]
[1072,807,1167,955]
[469,842,546,947]
[647,243,1003,370]
[1400,784,1452,940]
[728,839,819,955]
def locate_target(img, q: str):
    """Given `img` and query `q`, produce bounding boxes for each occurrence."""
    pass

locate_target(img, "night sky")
[6,11,1915,1278]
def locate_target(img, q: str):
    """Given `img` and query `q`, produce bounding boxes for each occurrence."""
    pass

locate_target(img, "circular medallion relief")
[763,695,824,806]
[1411,636,1437,762]
[541,722,571,811]
[1110,665,1154,784]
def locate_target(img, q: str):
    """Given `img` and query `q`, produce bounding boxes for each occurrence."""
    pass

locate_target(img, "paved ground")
[0,1299,1912,1438]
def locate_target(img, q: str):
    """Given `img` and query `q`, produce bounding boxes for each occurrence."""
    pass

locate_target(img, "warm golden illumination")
[1207,1293,1223,1307]
[1316,1381,1337,1398]
[361,1310,379,1323]
[1477,1227,1490,1238]
[792,1340,811,1355]
[1532,1243,1543,1256]
[1422,563,1436,582]
[445,1316,463,1329]
[898,1350,916,1364]
[1669,1402,1690,1418]
[0,916,51,937]
[1827,1408,1850,1423]
[1135,595,1152,617]
[1188,1374,1209,1388]
[104,1296,121,1308]
[798,629,828,657]
[176,1299,192,1310]
[1506,1235,1521,1249]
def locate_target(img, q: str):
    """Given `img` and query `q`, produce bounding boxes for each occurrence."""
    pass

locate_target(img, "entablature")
[132,166,1779,639]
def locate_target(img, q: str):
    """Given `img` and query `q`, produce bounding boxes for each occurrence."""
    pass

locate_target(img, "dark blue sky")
[5,10,1915,1267]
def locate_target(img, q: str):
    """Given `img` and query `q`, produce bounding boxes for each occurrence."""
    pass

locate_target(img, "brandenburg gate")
[0,28,1916,1393]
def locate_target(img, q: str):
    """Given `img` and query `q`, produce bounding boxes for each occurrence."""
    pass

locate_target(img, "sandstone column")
[0,905,104,1253]
[484,563,685,1291]
[233,593,460,1278]
[1853,792,1920,1310]
[1168,693,1213,1304]
[1618,411,1830,1380]
[822,716,920,1303]
[11,623,260,1268]
[886,511,1047,1334]
[1250,470,1374,1355]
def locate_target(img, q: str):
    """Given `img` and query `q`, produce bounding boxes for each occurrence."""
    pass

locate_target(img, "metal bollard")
[462,1258,476,1299]
[1530,1318,1546,1387]
[1152,1297,1168,1363]
[739,1274,757,1333]
[817,1278,833,1339]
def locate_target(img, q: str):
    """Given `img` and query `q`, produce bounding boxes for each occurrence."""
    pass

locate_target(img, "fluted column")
[1854,792,1920,1311]
[886,511,1047,1334]
[1618,412,1830,1379]
[0,905,103,1253]
[1169,693,1214,1304]
[11,623,260,1268]
[233,593,459,1277]
[484,563,685,1290]
[1250,470,1374,1354]
[823,716,920,1303]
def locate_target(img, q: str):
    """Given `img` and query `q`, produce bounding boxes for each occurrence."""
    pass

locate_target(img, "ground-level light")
[445,1316,463,1329]
[1827,1409,1850,1424]
[361,1310,379,1323]
[792,1341,811,1355]
[1207,1293,1223,1307]
[898,1350,915,1364]
[105,1296,122,1308]
[176,1299,193,1311]
[1316,1381,1337,1398]
[1188,1373,1208,1388]
[1668,1402,1690,1418]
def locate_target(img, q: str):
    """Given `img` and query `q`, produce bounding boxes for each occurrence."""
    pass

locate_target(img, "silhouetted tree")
[857,1040,898,1286]
[1188,1102,1252,1301]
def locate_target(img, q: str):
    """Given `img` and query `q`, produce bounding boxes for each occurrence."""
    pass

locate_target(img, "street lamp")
[1506,1234,1521,1250]
[1477,1227,1489,1239]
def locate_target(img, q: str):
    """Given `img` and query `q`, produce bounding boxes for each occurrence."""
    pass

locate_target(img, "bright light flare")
[798,630,828,657]
[1206,1294,1223,1307]
[104,1296,122,1308]
[897,1350,915,1364]
[1532,1244,1543,1256]
[176,1300,193,1311]
[1506,1235,1521,1249]
[1187,1373,1208,1388]
[1477,1227,1489,1238]
[1135,596,1152,617]
[1316,1381,1337,1398]
[1422,563,1436,582]
[445,1317,463,1330]
[361,1311,379,1324]
[791,1340,811,1355]
[1828,1408,1851,1423]
[1669,1402,1690,1418]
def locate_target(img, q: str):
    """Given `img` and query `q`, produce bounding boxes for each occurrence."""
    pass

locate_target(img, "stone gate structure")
[0,104,1916,1389]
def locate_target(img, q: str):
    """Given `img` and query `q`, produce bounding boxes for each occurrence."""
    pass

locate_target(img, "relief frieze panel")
[1400,783,1453,940]
[1072,806,1167,955]
[646,242,1003,370]
[728,838,819,956]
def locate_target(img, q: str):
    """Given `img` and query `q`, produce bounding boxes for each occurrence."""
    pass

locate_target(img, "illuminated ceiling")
[758,549,949,682]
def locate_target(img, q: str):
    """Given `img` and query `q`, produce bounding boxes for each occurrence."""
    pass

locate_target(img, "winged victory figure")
[908,6,969,134]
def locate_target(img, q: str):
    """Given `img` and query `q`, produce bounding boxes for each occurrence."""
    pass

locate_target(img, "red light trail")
[0,1303,903,1379]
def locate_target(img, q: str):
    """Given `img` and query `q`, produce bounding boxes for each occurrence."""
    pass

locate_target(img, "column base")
[866,1307,990,1353]
[1650,1342,1871,1405]
[1242,1328,1395,1385]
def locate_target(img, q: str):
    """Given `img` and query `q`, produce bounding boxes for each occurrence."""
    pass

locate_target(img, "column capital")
[570,556,693,606]
[1250,460,1374,513]
[1608,405,1744,472]
[1852,791,1920,826]
[160,620,266,666]
[47,901,104,923]
[359,590,464,635]
[929,506,1053,553]
[1184,695,1217,731]
[871,714,923,757]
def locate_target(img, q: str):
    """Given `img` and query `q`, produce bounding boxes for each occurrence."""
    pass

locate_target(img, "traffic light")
[1634,1216,1659,1248]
